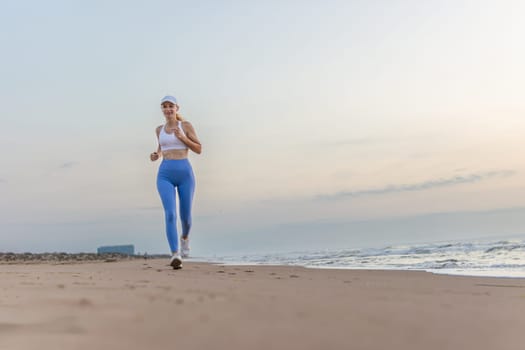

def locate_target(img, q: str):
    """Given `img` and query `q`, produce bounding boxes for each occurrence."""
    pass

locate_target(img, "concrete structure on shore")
[97,245,134,255]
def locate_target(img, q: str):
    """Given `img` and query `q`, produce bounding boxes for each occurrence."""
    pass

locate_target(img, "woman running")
[150,95,202,269]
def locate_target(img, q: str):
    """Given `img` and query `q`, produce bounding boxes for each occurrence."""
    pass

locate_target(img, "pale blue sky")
[1,0,525,255]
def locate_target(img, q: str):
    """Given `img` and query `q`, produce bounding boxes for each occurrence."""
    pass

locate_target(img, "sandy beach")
[1,259,525,350]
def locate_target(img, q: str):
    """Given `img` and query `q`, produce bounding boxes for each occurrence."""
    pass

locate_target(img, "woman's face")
[161,102,179,119]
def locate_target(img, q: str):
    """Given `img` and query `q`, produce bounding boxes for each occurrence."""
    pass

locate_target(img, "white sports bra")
[158,121,188,151]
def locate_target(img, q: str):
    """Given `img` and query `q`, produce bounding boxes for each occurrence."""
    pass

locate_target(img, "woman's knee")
[165,211,176,223]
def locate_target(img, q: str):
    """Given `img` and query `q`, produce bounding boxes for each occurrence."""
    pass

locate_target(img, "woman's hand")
[150,152,160,161]
[173,126,187,142]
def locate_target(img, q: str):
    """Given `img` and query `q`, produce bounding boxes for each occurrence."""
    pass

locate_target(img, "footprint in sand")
[0,318,84,335]
[0,322,20,332]
[77,298,93,307]
[156,285,172,292]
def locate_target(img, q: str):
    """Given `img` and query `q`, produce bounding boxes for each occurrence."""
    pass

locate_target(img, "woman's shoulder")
[155,124,164,135]
[181,120,194,129]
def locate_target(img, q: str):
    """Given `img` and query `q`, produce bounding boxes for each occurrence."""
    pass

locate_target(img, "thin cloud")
[136,206,161,211]
[0,178,6,183]
[408,152,432,159]
[318,170,516,200]
[321,138,377,147]
[323,133,440,148]
[59,161,77,169]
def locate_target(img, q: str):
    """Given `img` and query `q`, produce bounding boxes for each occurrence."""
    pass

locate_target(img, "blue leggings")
[156,159,195,253]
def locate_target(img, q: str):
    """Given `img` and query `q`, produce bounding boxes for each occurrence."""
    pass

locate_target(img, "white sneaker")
[180,238,190,258]
[169,253,182,269]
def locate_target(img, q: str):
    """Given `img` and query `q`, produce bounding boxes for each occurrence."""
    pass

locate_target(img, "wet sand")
[1,259,524,350]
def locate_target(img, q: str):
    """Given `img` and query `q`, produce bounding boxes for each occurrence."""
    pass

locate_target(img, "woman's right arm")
[150,126,162,161]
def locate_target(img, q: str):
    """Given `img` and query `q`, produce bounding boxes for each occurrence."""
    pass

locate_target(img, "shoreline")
[2,252,524,279]
[211,261,525,279]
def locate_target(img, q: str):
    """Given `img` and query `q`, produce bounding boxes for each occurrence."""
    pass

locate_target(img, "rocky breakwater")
[0,252,145,264]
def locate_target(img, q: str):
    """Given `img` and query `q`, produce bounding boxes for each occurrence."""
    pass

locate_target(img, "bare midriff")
[162,149,189,160]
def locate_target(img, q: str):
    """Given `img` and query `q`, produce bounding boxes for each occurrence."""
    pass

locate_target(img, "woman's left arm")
[179,121,202,154]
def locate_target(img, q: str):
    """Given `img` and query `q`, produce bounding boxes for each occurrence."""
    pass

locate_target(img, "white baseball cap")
[160,95,178,105]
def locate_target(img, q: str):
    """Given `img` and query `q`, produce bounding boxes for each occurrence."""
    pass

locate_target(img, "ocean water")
[198,237,525,278]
